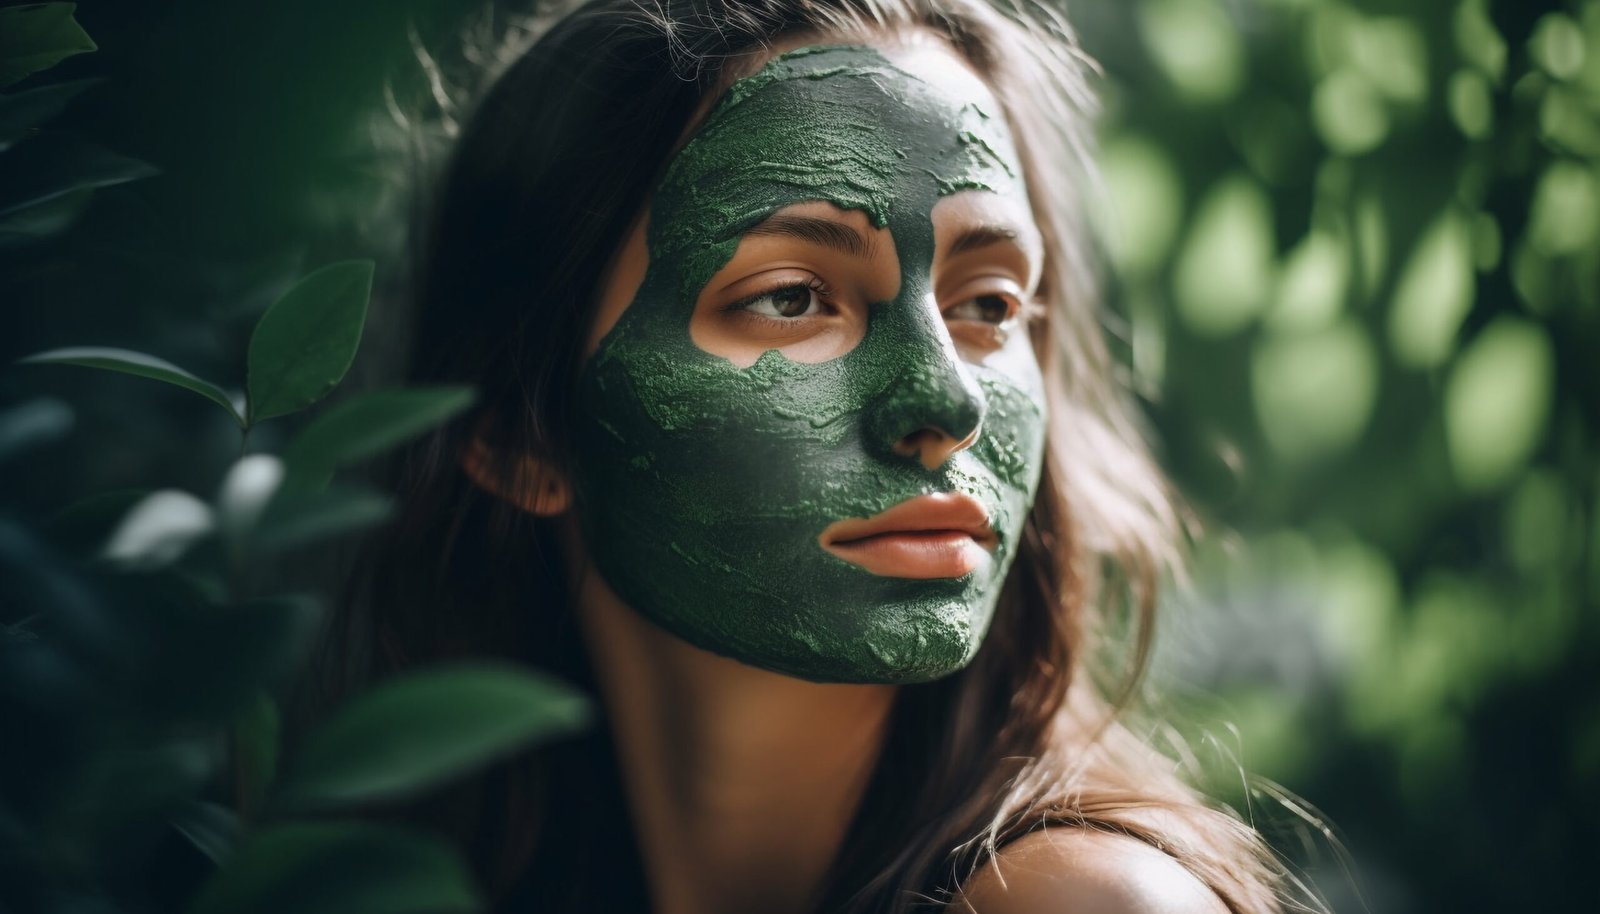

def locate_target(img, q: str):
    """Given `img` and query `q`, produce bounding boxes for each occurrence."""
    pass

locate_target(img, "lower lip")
[823,530,990,579]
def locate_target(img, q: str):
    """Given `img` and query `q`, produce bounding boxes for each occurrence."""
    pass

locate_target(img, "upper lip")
[819,492,997,549]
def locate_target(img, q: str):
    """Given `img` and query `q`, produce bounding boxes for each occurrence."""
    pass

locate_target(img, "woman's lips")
[818,492,996,579]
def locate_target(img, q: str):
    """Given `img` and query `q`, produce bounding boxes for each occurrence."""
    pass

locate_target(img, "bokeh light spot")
[1531,13,1586,80]
[1584,1,1600,97]
[1349,17,1430,104]
[1444,318,1554,492]
[1527,160,1600,255]
[1454,0,1507,82]
[1098,133,1185,276]
[1174,173,1276,337]
[1448,69,1494,139]
[1267,229,1348,332]
[1313,69,1391,155]
[1388,208,1475,370]
[1253,318,1377,460]
[1539,88,1600,156]
[1314,535,1401,686]
[1138,0,1247,104]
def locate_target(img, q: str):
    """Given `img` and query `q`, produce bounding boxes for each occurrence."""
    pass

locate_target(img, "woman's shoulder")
[954,827,1231,914]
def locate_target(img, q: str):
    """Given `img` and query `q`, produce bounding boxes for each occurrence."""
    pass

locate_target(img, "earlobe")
[459,435,573,516]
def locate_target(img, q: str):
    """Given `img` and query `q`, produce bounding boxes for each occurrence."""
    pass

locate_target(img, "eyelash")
[946,292,1020,325]
[721,276,1023,332]
[723,276,836,324]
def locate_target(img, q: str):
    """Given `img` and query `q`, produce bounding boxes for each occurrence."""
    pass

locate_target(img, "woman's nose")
[865,311,987,472]
[895,423,981,471]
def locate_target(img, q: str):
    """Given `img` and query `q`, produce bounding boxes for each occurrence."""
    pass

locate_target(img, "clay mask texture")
[572,44,1047,683]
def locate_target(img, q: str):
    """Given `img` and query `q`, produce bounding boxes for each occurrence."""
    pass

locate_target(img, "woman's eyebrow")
[946,224,1021,256]
[741,213,876,259]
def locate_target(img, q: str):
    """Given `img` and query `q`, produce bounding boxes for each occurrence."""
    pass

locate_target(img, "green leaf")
[0,76,98,143]
[0,4,96,88]
[283,387,475,489]
[0,133,156,217]
[246,261,372,423]
[170,800,242,866]
[254,484,393,552]
[280,664,590,809]
[187,822,479,914]
[20,346,245,426]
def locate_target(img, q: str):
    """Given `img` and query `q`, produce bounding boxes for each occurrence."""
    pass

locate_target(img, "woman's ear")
[459,434,573,516]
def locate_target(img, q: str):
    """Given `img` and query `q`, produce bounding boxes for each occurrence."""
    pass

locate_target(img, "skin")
[569,41,1048,683]
[958,830,1231,914]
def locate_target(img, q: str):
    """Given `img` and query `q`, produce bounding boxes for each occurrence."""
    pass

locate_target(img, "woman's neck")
[572,560,897,914]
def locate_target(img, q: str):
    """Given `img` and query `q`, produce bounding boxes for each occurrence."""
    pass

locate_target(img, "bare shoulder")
[954,828,1231,914]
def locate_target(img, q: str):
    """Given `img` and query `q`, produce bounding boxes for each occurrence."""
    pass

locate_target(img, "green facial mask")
[572,45,1047,683]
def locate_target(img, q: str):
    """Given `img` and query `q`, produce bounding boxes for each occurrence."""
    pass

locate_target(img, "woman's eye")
[945,294,1013,325]
[730,282,825,319]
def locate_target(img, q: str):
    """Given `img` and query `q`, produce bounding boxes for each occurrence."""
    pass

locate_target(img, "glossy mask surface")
[572,44,1047,682]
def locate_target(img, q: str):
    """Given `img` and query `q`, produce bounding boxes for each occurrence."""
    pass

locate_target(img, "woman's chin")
[672,593,994,685]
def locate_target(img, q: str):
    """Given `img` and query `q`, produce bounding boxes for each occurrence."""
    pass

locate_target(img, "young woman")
[323,0,1299,911]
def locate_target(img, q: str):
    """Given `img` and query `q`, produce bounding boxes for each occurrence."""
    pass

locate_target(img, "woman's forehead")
[708,29,990,109]
[651,43,1023,254]
[701,40,1009,162]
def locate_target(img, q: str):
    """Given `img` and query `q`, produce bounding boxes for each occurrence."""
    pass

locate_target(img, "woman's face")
[570,40,1048,683]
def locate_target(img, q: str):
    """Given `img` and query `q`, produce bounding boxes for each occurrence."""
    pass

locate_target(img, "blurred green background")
[1074,0,1598,910]
[2,0,1593,911]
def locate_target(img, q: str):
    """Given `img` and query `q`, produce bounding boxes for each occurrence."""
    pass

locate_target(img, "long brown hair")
[319,1,1300,911]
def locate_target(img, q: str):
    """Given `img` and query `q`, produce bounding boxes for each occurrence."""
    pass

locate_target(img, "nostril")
[894,425,981,471]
